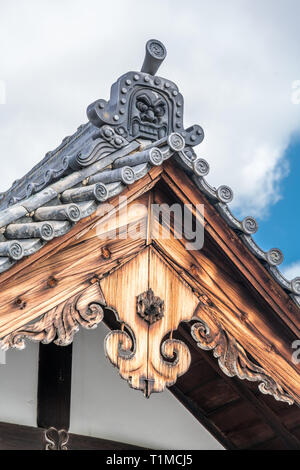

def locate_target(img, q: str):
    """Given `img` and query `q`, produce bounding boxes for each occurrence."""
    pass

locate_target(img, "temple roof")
[0,40,299,450]
[0,45,299,308]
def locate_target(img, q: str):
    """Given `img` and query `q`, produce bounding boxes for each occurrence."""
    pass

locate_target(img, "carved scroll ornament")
[0,282,105,350]
[105,328,191,398]
[0,249,293,406]
[191,304,294,405]
[102,247,199,397]
[45,427,69,451]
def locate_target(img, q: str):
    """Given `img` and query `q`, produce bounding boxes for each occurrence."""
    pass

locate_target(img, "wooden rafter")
[0,163,299,449]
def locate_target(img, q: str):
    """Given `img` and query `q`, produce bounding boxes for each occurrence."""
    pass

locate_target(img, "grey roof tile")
[0,206,28,229]
[0,39,298,311]
[0,256,14,273]
[34,204,81,223]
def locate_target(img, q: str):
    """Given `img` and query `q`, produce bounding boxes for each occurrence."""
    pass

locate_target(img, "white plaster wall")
[70,323,223,450]
[0,341,38,426]
[0,324,222,449]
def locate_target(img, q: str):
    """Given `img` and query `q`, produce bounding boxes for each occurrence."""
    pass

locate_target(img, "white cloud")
[0,80,5,105]
[282,261,300,281]
[0,0,300,218]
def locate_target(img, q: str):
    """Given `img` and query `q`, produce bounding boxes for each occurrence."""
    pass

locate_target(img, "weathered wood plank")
[0,166,162,286]
[178,324,300,449]
[169,385,236,450]
[148,204,300,403]
[102,246,199,395]
[162,161,300,335]
[0,200,148,338]
[0,421,145,450]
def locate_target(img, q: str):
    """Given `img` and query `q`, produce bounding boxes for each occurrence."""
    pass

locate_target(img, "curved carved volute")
[102,247,199,397]
[191,303,294,405]
[0,283,105,350]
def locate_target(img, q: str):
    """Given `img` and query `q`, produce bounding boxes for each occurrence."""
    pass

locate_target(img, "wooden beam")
[152,176,300,403]
[0,211,147,339]
[0,421,144,450]
[37,342,73,430]
[179,324,300,450]
[162,161,300,335]
[0,196,148,340]
[170,385,236,450]
[67,433,147,451]
[0,167,162,287]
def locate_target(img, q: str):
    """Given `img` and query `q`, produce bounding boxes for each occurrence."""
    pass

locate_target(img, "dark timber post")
[37,342,73,432]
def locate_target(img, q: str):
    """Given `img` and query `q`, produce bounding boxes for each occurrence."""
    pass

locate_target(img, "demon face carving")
[130,90,169,141]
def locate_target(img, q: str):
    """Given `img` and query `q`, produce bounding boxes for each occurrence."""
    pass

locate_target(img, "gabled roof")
[0,39,299,308]
[0,40,299,451]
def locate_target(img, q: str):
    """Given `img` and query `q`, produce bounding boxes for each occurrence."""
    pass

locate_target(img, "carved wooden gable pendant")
[101,246,199,397]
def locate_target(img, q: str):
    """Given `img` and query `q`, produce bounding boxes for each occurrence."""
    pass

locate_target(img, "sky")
[0,0,299,278]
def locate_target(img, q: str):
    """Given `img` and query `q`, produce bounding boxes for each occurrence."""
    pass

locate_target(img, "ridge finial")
[141,39,167,76]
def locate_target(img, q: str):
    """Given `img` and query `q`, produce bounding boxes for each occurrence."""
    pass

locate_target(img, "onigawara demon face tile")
[130,90,169,141]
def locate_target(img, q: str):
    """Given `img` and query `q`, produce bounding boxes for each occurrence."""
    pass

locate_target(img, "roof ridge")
[0,38,298,310]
